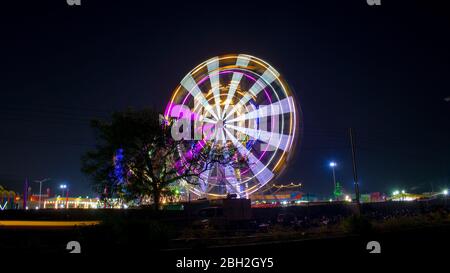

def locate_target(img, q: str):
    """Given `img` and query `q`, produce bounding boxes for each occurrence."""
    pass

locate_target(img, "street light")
[59,184,69,209]
[443,189,448,195]
[34,178,50,209]
[329,162,337,197]
[60,184,67,192]
[60,184,67,198]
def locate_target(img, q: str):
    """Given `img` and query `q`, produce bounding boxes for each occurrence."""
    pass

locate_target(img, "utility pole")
[349,128,361,213]
[332,168,336,189]
[65,186,69,209]
[23,178,28,209]
[34,178,50,209]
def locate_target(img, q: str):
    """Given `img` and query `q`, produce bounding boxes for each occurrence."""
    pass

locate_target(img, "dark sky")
[1,0,449,197]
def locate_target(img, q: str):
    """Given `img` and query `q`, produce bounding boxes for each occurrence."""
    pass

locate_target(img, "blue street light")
[329,162,337,197]
[59,184,69,209]
[60,184,68,199]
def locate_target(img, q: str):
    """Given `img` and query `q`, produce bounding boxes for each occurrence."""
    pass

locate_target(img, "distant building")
[44,197,99,209]
[250,191,320,207]
[348,192,386,203]
[29,193,50,203]
[369,192,385,202]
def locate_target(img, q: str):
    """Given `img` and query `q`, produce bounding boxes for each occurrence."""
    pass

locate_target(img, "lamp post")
[34,178,50,209]
[65,186,69,208]
[329,162,337,197]
[59,184,67,208]
[60,184,67,196]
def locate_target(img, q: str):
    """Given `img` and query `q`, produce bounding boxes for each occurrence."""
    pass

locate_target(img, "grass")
[168,210,450,249]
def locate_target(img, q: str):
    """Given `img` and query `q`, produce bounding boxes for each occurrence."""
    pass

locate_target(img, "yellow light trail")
[0,220,100,228]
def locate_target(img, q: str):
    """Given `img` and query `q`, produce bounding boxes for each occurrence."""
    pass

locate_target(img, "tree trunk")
[152,185,160,210]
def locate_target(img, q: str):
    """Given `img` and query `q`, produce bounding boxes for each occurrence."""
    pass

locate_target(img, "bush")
[100,216,172,250]
[340,215,373,234]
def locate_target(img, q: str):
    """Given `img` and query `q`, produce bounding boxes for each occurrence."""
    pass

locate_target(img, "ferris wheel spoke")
[202,117,217,124]
[221,54,251,119]
[224,67,280,120]
[207,57,222,118]
[181,73,219,120]
[222,72,244,119]
[226,124,291,151]
[226,96,295,123]
[219,128,226,143]
[212,127,223,143]
[224,129,274,187]
[224,92,254,121]
[236,54,252,67]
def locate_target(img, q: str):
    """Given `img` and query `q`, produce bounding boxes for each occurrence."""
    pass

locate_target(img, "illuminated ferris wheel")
[165,54,300,198]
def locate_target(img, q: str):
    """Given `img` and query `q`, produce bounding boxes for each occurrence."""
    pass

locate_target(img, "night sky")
[1,0,449,197]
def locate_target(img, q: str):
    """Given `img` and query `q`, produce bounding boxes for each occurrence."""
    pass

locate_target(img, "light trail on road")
[0,220,100,228]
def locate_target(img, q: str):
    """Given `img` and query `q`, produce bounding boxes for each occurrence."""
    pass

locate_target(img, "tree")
[81,108,237,209]
[333,181,343,200]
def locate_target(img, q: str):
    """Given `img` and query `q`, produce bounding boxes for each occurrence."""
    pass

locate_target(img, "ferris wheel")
[165,54,300,198]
